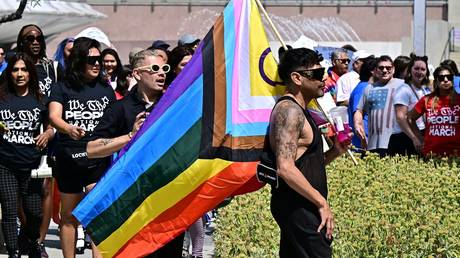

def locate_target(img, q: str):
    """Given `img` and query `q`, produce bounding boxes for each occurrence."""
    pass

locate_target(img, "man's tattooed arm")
[270,100,305,162]
[100,138,113,146]
[86,134,132,159]
[269,100,330,212]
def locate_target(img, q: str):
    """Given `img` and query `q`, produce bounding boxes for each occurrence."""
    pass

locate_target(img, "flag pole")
[254,0,288,51]
[254,0,358,165]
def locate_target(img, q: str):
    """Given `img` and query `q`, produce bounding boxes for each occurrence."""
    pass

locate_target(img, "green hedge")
[214,154,460,257]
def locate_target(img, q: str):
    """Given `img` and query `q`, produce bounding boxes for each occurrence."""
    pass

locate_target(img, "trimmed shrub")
[214,154,460,257]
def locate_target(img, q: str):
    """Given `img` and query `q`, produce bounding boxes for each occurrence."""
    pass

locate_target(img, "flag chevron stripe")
[212,15,228,148]
[74,75,204,227]
[224,0,236,133]
[97,158,234,257]
[113,161,258,257]
[87,121,202,244]
[199,21,217,158]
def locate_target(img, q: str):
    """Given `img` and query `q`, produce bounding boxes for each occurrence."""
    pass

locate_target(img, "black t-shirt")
[36,59,62,96]
[49,80,116,145]
[0,93,48,170]
[91,86,153,172]
[92,86,149,139]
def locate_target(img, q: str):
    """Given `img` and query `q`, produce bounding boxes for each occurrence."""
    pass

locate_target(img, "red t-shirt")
[414,94,460,157]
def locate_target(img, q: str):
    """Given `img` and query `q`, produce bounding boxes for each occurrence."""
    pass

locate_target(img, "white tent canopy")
[0,0,106,44]
[75,27,113,49]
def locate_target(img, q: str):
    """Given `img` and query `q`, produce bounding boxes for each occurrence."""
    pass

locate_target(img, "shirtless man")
[267,48,350,258]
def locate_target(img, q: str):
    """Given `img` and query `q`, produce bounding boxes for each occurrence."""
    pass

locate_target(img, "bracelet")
[128,131,133,139]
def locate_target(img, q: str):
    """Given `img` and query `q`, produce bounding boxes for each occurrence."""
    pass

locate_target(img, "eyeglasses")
[295,67,325,81]
[436,74,453,82]
[24,35,44,43]
[86,56,102,66]
[136,64,170,73]
[377,66,393,71]
[335,58,350,65]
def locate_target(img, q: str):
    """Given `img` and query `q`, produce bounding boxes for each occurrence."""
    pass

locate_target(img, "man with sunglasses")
[266,47,350,258]
[86,49,184,257]
[0,46,7,75]
[324,49,350,102]
[354,55,405,156]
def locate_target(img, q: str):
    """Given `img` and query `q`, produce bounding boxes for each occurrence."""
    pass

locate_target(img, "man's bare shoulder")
[272,99,304,121]
[270,99,306,160]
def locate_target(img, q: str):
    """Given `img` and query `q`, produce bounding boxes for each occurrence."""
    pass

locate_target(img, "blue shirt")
[454,76,460,94]
[0,61,7,75]
[348,81,368,150]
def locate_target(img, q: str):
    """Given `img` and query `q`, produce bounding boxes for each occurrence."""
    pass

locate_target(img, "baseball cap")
[352,50,372,62]
[151,40,170,51]
[178,34,200,46]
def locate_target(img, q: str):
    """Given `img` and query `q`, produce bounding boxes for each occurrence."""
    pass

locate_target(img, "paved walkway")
[0,222,215,258]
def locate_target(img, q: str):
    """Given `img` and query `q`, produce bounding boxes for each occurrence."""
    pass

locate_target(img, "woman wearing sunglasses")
[0,53,54,258]
[407,65,460,157]
[17,24,64,257]
[48,37,115,258]
[389,54,431,156]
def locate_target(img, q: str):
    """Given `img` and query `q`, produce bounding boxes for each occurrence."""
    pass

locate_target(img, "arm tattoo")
[271,101,305,160]
[100,138,113,146]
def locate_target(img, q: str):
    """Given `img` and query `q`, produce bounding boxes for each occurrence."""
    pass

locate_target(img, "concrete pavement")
[0,222,215,258]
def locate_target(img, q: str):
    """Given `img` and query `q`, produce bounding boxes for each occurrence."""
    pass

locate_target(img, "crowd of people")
[0,22,459,258]
[324,46,460,158]
[0,24,205,258]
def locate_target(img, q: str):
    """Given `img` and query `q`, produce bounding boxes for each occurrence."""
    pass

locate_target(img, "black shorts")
[54,158,106,194]
[271,194,332,258]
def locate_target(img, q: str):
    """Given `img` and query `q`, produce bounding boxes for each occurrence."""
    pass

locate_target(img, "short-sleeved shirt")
[349,81,369,149]
[336,70,360,102]
[91,86,152,171]
[454,76,460,94]
[0,93,48,169]
[414,94,460,157]
[357,78,404,150]
[324,68,340,101]
[49,80,116,146]
[392,83,430,133]
[92,85,149,139]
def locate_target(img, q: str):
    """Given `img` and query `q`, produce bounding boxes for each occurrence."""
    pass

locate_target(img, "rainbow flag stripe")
[73,0,283,257]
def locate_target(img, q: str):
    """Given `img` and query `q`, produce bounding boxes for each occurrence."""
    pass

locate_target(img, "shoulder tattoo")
[271,101,305,160]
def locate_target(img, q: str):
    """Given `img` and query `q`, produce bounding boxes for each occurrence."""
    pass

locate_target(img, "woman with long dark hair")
[166,46,194,87]
[49,37,115,258]
[0,53,54,258]
[389,54,431,156]
[407,65,460,157]
[101,48,126,99]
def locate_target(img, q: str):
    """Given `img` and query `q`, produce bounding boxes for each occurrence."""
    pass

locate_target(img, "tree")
[0,0,28,24]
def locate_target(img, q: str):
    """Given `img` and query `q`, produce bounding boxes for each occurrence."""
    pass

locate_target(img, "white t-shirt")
[336,70,360,102]
[392,83,430,133]
[357,78,404,150]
